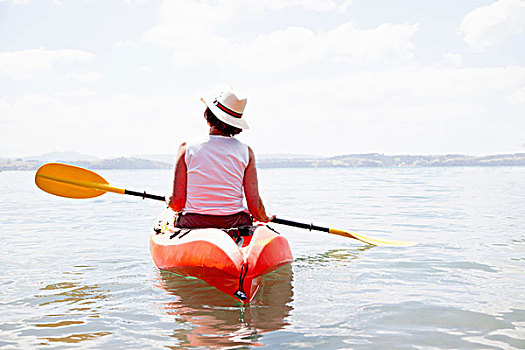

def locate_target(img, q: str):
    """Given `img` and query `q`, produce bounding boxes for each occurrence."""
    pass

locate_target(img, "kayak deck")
[150,209,293,303]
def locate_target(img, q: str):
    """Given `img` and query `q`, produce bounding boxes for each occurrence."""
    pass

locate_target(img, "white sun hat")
[200,86,249,130]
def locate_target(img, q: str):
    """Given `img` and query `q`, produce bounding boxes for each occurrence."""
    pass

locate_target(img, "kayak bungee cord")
[234,263,250,301]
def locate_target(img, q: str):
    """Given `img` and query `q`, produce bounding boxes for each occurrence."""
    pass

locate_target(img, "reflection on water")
[30,267,112,346]
[294,246,373,267]
[40,331,112,345]
[36,281,108,307]
[156,264,294,349]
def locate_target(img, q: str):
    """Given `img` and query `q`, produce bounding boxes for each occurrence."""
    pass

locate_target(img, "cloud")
[178,22,417,69]
[67,72,104,83]
[441,53,463,67]
[0,91,201,157]
[0,0,31,4]
[262,0,352,13]
[0,49,96,80]
[250,66,525,118]
[228,23,418,70]
[55,89,96,98]
[245,65,525,155]
[2,64,524,157]
[143,0,418,70]
[0,0,65,4]
[124,0,149,6]
[459,0,525,52]
[509,86,525,104]
[323,23,418,63]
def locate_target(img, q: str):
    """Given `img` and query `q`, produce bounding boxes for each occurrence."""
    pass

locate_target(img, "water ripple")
[1,168,524,349]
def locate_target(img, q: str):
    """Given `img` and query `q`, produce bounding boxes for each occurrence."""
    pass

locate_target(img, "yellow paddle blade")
[329,228,417,247]
[35,163,125,199]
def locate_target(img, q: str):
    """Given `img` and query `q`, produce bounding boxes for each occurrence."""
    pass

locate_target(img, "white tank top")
[183,135,249,215]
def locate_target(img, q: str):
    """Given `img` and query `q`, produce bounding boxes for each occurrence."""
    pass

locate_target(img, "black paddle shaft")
[271,217,330,233]
[124,189,165,201]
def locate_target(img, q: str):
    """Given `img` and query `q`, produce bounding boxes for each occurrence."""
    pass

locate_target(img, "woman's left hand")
[258,213,276,223]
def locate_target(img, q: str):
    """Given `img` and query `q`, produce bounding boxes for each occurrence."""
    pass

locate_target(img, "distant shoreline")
[1,153,524,171]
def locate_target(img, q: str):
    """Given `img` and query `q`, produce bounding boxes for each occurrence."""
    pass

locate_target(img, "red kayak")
[150,209,293,303]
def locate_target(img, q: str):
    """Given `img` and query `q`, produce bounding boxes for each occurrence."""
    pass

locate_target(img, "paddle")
[271,217,416,247]
[35,163,415,247]
[35,163,165,201]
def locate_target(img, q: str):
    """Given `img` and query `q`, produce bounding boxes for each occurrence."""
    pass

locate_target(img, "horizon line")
[3,150,525,161]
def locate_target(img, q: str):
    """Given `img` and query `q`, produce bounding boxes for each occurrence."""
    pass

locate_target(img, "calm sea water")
[1,167,524,349]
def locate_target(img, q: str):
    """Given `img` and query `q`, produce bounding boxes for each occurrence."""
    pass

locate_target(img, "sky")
[1,0,524,158]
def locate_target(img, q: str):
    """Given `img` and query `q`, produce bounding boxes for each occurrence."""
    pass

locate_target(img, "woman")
[167,87,274,229]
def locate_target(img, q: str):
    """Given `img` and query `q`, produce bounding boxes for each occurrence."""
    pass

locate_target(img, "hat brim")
[201,97,250,130]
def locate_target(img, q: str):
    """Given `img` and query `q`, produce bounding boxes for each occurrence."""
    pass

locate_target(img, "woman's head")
[200,86,250,131]
[204,108,243,136]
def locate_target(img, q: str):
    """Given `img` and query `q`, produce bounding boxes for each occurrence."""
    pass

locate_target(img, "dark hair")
[204,108,243,136]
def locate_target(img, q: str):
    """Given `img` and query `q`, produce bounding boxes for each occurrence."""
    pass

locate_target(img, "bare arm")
[167,142,187,212]
[244,147,274,222]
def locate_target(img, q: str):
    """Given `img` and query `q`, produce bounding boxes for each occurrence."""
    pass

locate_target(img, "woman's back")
[184,135,249,215]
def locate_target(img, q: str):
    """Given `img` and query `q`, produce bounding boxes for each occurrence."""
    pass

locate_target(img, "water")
[1,167,524,349]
